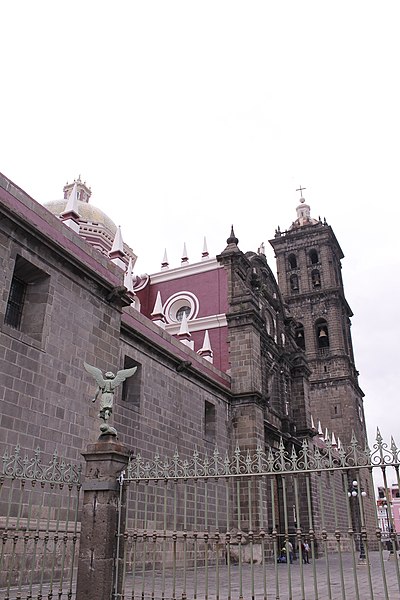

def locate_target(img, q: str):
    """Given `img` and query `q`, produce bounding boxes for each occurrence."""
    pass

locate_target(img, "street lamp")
[348,479,367,562]
[382,498,390,531]
[382,497,396,553]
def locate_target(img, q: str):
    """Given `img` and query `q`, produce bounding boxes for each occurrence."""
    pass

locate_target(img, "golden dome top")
[45,199,118,235]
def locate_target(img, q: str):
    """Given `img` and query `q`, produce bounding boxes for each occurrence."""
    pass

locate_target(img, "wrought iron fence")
[3,433,400,599]
[117,430,400,600]
[0,445,82,600]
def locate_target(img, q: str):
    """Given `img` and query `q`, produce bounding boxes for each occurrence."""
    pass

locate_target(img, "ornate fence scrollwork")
[0,445,82,596]
[127,429,399,481]
[1,445,82,484]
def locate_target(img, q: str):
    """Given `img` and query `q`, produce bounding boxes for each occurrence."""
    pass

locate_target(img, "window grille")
[4,276,27,329]
[4,255,50,342]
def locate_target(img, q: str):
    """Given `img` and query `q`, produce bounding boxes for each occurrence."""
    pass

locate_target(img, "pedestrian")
[300,540,306,563]
[303,540,310,564]
[285,540,293,564]
[277,547,287,563]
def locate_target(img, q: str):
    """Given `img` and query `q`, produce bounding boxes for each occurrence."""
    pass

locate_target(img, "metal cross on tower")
[296,185,306,198]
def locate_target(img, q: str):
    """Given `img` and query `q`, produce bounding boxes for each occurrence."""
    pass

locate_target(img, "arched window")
[288,254,297,269]
[309,249,319,264]
[290,274,299,292]
[315,318,330,349]
[294,323,305,350]
[311,269,321,288]
[265,312,274,336]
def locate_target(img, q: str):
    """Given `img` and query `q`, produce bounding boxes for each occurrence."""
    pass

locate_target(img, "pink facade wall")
[137,265,230,372]
[393,500,400,533]
[377,484,400,533]
[139,267,228,318]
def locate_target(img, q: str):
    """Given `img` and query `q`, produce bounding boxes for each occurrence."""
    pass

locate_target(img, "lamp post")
[382,496,397,554]
[384,502,390,533]
[383,499,392,552]
[348,479,367,562]
[382,498,390,532]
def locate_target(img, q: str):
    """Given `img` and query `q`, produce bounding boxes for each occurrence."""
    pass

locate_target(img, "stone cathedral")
[0,172,372,541]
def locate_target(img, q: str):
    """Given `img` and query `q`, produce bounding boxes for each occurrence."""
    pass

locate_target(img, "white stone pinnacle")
[198,330,213,363]
[124,258,134,292]
[161,248,169,270]
[202,236,209,260]
[151,291,164,316]
[181,242,189,265]
[109,226,126,269]
[202,330,212,352]
[60,182,80,232]
[110,225,124,254]
[151,291,165,329]
[62,182,80,216]
[178,311,190,336]
[177,312,193,348]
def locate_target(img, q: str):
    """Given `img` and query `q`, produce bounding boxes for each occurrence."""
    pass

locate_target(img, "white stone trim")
[165,313,227,335]
[133,275,150,292]
[61,217,80,233]
[110,256,126,270]
[150,258,221,283]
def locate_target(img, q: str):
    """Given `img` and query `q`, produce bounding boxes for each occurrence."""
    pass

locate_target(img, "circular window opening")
[164,292,199,324]
[176,306,191,322]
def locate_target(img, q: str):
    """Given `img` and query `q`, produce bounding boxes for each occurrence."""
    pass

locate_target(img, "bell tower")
[269,191,367,448]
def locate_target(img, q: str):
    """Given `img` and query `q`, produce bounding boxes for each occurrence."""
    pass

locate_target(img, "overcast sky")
[1,1,399,466]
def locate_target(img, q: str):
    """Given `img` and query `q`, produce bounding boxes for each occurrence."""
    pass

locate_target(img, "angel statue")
[83,362,137,436]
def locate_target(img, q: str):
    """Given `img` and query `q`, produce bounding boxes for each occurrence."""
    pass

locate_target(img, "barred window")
[4,276,27,329]
[4,255,50,342]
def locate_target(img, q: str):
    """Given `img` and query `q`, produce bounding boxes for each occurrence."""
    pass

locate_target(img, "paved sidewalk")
[123,552,400,600]
[2,552,400,599]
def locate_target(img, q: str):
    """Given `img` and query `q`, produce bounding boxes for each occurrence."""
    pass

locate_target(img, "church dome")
[44,178,137,267]
[45,199,118,236]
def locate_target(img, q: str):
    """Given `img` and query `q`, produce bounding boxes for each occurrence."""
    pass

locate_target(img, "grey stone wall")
[116,313,231,460]
[0,181,232,469]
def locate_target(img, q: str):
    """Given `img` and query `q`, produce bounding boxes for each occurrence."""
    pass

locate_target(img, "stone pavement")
[122,552,400,600]
[2,552,400,599]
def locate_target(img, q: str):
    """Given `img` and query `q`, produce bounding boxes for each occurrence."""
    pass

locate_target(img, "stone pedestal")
[75,436,130,600]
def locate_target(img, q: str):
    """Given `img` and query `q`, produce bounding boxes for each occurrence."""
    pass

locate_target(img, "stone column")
[76,436,130,600]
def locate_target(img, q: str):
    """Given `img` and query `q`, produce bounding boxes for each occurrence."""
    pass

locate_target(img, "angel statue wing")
[83,362,106,387]
[110,366,137,389]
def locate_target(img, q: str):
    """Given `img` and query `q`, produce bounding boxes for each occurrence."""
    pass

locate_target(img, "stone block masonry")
[0,174,233,472]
